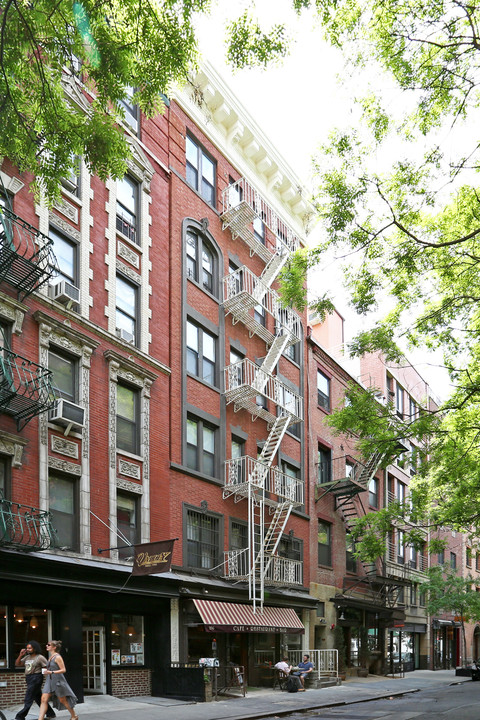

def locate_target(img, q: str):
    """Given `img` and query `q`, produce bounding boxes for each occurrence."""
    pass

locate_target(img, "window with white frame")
[49,227,77,287]
[186,416,217,477]
[186,230,216,295]
[119,86,139,134]
[368,476,378,507]
[49,473,79,551]
[186,134,216,206]
[116,275,138,344]
[117,383,140,455]
[116,175,138,243]
[48,349,77,403]
[117,491,139,560]
[317,370,330,411]
[186,320,217,387]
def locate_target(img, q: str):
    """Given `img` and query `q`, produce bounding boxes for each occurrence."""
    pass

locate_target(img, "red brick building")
[0,61,314,705]
[307,310,438,674]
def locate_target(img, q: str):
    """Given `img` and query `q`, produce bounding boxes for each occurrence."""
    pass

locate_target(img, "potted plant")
[334,626,347,681]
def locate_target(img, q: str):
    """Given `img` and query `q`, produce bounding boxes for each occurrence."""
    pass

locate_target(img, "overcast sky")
[194,4,451,400]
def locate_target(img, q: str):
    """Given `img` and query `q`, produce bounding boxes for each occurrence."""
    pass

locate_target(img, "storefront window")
[13,608,49,660]
[253,633,276,667]
[110,615,144,666]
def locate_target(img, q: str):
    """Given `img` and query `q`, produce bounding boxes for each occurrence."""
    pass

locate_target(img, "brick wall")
[0,672,27,709]
[111,668,152,697]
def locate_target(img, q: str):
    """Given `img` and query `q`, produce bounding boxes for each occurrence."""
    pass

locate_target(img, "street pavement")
[2,670,471,720]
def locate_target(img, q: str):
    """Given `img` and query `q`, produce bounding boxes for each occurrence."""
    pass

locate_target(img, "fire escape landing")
[221,177,304,610]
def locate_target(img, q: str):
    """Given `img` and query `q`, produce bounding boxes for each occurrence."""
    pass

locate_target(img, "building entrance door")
[82,626,106,694]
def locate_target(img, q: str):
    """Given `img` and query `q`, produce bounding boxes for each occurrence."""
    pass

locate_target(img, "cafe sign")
[132,539,175,576]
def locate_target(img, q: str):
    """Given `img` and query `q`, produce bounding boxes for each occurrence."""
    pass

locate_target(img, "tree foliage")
[0,0,292,201]
[421,565,480,664]
[282,0,480,533]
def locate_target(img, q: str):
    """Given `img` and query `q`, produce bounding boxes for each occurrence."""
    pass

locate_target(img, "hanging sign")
[132,539,175,576]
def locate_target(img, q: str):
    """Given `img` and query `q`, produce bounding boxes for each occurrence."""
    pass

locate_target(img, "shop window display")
[110,615,144,666]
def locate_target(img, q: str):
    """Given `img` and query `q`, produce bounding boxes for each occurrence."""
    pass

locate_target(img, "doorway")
[82,626,106,694]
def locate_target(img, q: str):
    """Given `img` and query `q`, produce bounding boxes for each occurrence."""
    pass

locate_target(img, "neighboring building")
[307,311,436,674]
[0,61,315,706]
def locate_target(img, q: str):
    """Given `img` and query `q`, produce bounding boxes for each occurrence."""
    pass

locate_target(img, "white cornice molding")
[172,62,315,239]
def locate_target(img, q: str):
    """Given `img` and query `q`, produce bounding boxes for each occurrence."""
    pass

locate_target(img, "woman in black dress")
[38,640,78,720]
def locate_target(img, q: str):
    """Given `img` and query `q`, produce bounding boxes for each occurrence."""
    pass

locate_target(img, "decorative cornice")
[34,310,99,354]
[48,455,82,476]
[0,291,28,335]
[50,212,81,242]
[0,431,28,468]
[116,476,143,494]
[172,61,315,239]
[104,349,158,385]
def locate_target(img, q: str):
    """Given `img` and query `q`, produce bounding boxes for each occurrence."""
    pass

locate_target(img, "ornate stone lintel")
[116,258,141,285]
[118,458,141,479]
[118,240,140,269]
[0,432,28,468]
[53,197,79,224]
[116,477,143,494]
[51,435,79,459]
[50,213,81,243]
[48,456,82,476]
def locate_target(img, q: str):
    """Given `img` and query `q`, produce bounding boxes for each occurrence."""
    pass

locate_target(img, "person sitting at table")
[274,656,291,674]
[294,653,314,690]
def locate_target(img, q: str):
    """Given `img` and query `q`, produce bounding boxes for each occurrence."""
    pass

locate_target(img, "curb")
[205,683,471,720]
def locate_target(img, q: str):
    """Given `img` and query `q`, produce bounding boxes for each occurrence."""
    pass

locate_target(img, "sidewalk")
[3,670,471,720]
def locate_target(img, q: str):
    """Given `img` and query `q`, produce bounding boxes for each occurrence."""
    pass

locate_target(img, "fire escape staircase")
[221,178,304,609]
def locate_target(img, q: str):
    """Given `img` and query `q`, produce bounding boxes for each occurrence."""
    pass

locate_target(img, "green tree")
[280,0,480,533]
[0,0,292,201]
[421,565,480,666]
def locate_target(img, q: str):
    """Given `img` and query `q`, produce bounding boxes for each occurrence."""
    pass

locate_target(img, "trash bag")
[286,674,302,693]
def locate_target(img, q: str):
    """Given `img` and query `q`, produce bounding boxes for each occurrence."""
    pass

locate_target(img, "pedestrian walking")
[14,641,56,720]
[38,641,78,720]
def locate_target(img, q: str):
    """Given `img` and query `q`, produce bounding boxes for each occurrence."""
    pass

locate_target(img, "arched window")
[185,229,217,297]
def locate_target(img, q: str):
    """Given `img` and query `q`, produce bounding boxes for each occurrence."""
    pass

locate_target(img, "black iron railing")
[0,491,57,551]
[0,206,58,300]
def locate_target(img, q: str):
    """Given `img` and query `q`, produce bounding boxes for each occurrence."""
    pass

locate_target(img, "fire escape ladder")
[221,177,303,610]
[336,493,382,602]
[259,249,289,289]
[356,450,386,488]
[253,335,290,394]
[258,414,290,467]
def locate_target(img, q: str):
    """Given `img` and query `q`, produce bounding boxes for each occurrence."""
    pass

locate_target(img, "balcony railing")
[386,541,428,572]
[223,548,303,587]
[0,493,56,551]
[224,358,303,424]
[224,455,304,508]
[221,178,300,261]
[0,207,58,300]
[223,266,301,347]
[0,346,56,429]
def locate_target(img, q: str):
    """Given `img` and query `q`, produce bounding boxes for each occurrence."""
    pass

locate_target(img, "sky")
[194,3,451,401]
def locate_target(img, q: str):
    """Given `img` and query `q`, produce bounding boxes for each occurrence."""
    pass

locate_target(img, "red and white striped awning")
[193,599,304,634]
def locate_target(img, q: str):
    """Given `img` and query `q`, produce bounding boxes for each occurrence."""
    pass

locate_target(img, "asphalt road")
[256,681,480,720]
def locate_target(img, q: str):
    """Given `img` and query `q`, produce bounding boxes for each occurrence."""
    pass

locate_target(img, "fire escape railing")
[0,344,56,429]
[221,178,304,609]
[0,491,57,551]
[0,206,58,300]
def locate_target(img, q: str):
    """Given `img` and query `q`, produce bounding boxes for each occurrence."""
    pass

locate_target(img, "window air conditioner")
[116,328,135,344]
[49,398,85,430]
[49,281,80,305]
